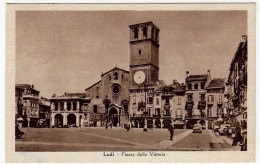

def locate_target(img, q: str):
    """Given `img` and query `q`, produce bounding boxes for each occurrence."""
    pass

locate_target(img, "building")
[185,71,211,129]
[129,21,160,128]
[15,84,40,127]
[206,78,225,129]
[39,97,51,127]
[15,86,24,127]
[85,67,130,127]
[49,92,90,127]
[226,35,247,129]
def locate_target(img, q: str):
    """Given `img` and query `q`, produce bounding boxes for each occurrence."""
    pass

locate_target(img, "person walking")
[168,123,174,140]
[232,127,243,146]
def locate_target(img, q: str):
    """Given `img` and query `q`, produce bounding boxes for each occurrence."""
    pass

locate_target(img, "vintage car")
[193,124,202,133]
[218,124,230,135]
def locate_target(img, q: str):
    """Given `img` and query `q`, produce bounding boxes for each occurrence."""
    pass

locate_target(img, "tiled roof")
[207,78,225,89]
[185,74,208,82]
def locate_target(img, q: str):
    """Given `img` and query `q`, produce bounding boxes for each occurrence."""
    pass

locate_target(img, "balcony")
[198,101,206,109]
[138,102,146,107]
[23,93,39,99]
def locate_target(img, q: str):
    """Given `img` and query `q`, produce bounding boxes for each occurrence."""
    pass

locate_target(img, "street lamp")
[103,95,111,128]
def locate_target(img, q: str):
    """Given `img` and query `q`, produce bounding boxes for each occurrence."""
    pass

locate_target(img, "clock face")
[134,71,146,84]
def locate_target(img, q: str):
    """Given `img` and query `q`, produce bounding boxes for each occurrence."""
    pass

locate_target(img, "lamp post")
[103,95,111,128]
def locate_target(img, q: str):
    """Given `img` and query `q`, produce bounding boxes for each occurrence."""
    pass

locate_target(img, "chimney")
[207,70,210,76]
[186,71,189,77]
[172,80,177,84]
[31,85,34,89]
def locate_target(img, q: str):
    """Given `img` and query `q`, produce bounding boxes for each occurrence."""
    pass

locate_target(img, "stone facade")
[185,71,211,129]
[15,84,40,127]
[50,92,90,127]
[85,67,130,127]
[206,78,225,129]
[226,35,247,132]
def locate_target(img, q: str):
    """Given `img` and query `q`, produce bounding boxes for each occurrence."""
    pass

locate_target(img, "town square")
[15,10,247,152]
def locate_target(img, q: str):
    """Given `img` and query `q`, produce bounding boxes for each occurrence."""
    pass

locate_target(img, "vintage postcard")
[6,3,255,163]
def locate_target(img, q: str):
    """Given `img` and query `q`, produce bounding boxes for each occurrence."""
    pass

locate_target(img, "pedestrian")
[232,127,243,146]
[228,128,232,138]
[126,122,131,132]
[168,123,174,140]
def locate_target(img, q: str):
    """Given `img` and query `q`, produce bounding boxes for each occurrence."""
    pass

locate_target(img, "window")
[93,105,98,113]
[194,83,198,89]
[133,97,136,104]
[67,102,71,110]
[207,108,212,116]
[139,49,141,55]
[134,28,138,39]
[187,95,193,101]
[121,74,124,79]
[188,83,192,90]
[147,97,153,104]
[55,102,59,111]
[201,83,205,89]
[156,98,159,105]
[155,30,159,42]
[156,108,160,115]
[165,98,170,105]
[178,97,181,105]
[201,94,205,101]
[73,102,77,110]
[208,95,214,102]
[143,26,147,38]
[109,76,111,80]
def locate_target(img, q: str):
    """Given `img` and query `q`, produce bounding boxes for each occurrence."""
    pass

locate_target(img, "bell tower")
[129,21,160,88]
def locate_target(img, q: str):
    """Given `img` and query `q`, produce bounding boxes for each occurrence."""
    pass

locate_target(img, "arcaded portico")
[50,92,90,127]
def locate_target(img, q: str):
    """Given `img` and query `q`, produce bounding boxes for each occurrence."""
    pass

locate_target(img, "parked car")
[218,124,230,135]
[193,124,202,133]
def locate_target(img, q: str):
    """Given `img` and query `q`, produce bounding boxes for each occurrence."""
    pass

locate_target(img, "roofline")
[129,21,160,31]
[101,67,129,77]
[85,80,101,91]
[206,86,225,90]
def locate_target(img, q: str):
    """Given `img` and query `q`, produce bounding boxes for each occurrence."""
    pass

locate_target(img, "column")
[117,114,120,127]
[63,114,66,126]
[51,102,54,111]
[153,119,155,128]
[160,119,163,129]
[71,102,74,110]
[51,113,55,127]
[64,102,67,111]
[77,101,80,110]
[27,118,30,127]
[205,120,208,130]
[76,113,79,127]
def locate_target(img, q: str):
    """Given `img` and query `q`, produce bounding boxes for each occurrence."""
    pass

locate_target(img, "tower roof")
[129,21,160,31]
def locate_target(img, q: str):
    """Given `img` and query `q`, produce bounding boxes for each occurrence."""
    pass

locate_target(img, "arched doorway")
[67,114,76,126]
[200,120,206,129]
[55,114,63,127]
[155,119,161,128]
[109,108,118,127]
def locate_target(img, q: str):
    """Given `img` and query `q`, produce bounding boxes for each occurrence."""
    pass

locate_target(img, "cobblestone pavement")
[15,128,238,151]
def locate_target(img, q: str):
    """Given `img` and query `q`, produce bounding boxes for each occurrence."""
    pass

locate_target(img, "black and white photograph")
[5,3,256,163]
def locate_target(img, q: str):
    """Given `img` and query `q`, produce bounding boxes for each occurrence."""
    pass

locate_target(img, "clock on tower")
[129,21,160,88]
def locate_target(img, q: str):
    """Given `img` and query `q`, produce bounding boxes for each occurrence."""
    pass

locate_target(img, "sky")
[15,11,247,98]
